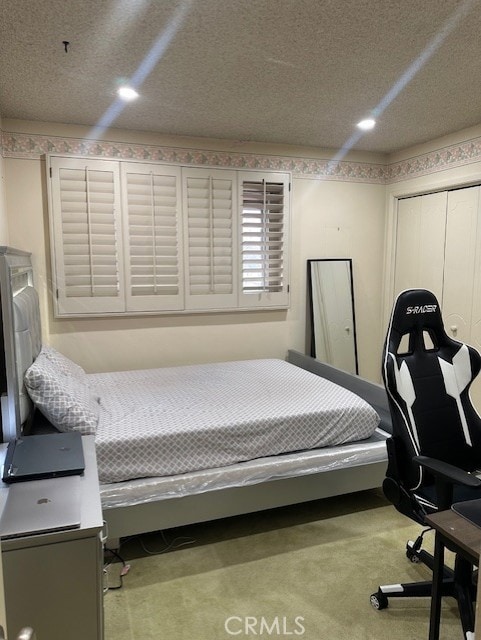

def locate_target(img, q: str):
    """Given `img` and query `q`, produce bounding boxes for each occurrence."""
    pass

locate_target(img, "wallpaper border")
[3,129,481,184]
[387,135,481,183]
[0,130,387,183]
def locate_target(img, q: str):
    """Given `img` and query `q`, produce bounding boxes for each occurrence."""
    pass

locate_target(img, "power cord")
[139,529,196,555]
[103,530,196,592]
[103,547,131,592]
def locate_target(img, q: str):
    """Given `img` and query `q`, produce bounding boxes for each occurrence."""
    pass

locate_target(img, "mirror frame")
[307,258,359,374]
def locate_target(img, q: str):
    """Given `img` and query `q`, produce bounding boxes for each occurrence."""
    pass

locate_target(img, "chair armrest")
[414,455,481,488]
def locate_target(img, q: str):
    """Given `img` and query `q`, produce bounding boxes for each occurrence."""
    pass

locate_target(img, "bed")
[0,246,391,544]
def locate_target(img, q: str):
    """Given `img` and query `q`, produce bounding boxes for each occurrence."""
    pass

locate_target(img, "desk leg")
[476,559,481,637]
[429,533,444,640]
[454,555,475,638]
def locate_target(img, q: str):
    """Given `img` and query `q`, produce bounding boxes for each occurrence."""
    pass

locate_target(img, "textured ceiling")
[1,0,481,154]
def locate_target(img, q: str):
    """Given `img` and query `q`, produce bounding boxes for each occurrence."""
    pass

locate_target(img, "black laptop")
[2,432,85,483]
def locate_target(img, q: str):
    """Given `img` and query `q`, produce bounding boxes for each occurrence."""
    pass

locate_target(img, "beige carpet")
[103,489,462,640]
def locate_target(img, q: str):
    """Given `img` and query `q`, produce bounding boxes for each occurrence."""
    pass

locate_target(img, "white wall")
[0,116,9,244]
[2,120,387,380]
[5,119,481,381]
[289,178,386,381]
[379,124,481,410]
[383,122,481,327]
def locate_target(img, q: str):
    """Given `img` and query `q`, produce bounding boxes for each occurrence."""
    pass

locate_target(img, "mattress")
[100,427,389,509]
[90,359,380,484]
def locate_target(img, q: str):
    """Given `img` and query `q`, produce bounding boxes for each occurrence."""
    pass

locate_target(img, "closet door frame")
[383,170,481,331]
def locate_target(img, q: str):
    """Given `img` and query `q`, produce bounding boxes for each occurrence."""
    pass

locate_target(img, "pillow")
[24,351,99,436]
[40,345,87,382]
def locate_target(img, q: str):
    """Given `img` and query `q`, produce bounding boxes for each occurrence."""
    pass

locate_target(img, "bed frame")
[0,246,391,543]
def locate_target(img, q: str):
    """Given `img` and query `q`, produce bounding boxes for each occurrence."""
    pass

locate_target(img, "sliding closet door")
[393,185,481,411]
[442,187,481,345]
[393,191,447,301]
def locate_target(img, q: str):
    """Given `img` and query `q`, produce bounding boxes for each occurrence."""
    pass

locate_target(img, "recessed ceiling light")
[118,86,139,101]
[357,118,376,131]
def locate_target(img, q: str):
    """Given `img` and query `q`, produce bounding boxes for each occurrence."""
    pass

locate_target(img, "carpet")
[103,489,461,639]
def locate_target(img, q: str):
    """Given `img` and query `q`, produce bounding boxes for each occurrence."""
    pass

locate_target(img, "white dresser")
[0,436,104,640]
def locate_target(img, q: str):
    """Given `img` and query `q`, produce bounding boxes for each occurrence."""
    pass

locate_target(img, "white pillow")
[24,351,99,436]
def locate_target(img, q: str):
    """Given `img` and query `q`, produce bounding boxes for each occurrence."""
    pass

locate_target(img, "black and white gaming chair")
[371,289,481,638]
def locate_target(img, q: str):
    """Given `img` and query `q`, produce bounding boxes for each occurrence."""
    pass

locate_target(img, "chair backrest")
[383,289,481,491]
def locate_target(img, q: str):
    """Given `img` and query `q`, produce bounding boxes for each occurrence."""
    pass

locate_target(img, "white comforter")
[89,359,380,484]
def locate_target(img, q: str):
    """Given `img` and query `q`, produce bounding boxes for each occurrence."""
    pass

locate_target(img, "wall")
[378,123,481,411]
[290,178,385,381]
[383,122,481,326]
[1,120,387,381]
[0,116,9,244]
[6,119,481,381]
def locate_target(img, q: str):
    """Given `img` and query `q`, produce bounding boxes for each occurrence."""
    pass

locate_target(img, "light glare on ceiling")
[118,86,139,101]
[357,118,376,131]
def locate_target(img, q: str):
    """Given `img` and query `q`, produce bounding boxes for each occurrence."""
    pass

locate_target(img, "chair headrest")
[388,289,444,339]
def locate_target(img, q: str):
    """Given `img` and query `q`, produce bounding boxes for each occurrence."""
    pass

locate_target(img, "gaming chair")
[371,289,481,637]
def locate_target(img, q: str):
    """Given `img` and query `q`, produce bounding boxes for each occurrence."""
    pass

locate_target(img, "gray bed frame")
[0,246,390,543]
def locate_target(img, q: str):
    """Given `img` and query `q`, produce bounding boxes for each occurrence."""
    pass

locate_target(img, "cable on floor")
[139,529,196,555]
[103,547,131,592]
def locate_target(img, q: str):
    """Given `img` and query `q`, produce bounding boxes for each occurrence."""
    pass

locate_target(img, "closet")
[393,185,481,408]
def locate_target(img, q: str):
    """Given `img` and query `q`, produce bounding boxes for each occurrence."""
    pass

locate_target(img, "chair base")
[371,540,476,639]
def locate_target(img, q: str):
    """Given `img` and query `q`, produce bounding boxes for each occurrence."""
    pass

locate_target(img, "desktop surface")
[426,509,481,565]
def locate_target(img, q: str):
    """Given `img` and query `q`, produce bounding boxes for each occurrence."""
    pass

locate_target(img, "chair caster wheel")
[370,592,388,610]
[406,546,420,563]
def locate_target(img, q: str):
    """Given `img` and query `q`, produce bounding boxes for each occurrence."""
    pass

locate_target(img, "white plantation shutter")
[238,172,290,308]
[49,157,125,316]
[48,156,291,316]
[121,163,183,311]
[182,168,237,309]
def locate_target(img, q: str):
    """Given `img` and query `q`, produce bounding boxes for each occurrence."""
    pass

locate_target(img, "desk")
[425,509,481,640]
[0,436,104,640]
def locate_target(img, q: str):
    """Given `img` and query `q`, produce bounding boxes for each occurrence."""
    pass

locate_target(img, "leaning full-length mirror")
[307,258,358,374]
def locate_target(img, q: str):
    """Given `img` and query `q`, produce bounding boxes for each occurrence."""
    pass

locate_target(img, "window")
[239,173,290,308]
[48,156,290,316]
